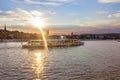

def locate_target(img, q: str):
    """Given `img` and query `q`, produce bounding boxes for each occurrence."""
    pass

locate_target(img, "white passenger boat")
[22,39,84,48]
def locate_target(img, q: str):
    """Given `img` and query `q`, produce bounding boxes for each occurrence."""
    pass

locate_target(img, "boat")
[22,39,84,48]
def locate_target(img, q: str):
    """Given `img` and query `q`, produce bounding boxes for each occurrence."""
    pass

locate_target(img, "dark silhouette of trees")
[79,33,120,40]
[0,29,41,39]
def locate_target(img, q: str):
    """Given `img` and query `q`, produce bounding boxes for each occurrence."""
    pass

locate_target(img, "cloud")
[47,24,120,34]
[82,19,116,27]
[98,11,109,14]
[98,0,120,3]
[69,13,81,16]
[0,11,14,16]
[24,0,60,6]
[108,10,120,18]
[47,11,56,15]
[112,22,120,27]
[48,0,73,3]
[12,0,74,6]
[0,8,45,25]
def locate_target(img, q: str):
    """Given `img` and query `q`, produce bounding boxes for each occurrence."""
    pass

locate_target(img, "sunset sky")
[0,0,120,34]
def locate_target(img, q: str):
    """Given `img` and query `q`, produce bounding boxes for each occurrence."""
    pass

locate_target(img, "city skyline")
[0,0,120,34]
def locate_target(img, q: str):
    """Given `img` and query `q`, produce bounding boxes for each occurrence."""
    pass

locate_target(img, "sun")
[30,17,45,29]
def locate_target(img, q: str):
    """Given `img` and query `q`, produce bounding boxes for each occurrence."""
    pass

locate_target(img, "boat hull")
[22,42,84,48]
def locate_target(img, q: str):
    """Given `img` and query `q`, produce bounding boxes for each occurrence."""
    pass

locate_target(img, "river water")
[0,41,120,80]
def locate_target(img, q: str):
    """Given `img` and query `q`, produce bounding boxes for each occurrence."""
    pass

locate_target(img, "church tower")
[4,24,7,31]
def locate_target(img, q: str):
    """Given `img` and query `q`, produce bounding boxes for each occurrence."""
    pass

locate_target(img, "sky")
[0,0,120,34]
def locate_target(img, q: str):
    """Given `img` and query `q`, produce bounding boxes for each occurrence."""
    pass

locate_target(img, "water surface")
[0,41,120,80]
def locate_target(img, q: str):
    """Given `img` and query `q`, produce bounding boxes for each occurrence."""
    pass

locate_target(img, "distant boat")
[22,39,84,48]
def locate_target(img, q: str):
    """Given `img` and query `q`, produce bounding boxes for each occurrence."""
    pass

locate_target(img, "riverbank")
[0,39,119,42]
[0,39,27,42]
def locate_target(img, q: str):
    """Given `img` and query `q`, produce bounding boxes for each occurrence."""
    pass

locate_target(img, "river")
[0,41,120,80]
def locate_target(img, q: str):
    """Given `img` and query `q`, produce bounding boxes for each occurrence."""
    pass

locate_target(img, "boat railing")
[26,39,81,45]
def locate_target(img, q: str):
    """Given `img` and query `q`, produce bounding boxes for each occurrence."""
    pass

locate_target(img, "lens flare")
[30,17,48,49]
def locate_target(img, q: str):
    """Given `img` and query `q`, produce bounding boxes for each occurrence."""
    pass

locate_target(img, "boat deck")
[22,39,84,48]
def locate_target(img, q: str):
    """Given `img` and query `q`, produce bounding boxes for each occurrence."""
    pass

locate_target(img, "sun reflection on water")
[31,51,45,80]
